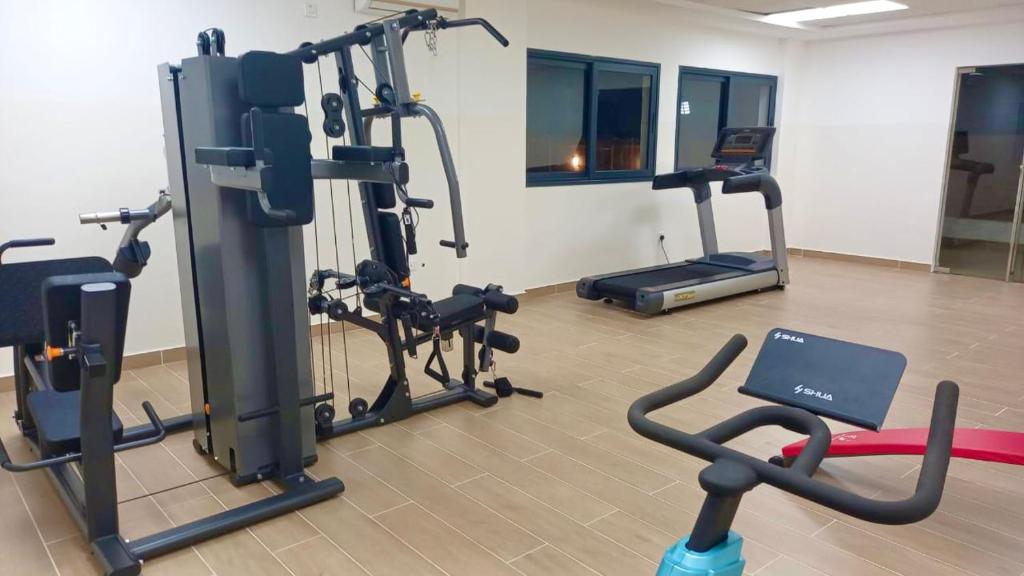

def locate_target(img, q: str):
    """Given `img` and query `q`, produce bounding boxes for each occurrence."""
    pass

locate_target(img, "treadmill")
[577,127,789,314]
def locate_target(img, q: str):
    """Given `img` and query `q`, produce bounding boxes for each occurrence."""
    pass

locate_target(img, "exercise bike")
[629,331,958,576]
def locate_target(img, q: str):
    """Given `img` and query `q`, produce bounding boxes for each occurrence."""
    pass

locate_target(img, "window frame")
[674,66,778,171]
[526,49,660,187]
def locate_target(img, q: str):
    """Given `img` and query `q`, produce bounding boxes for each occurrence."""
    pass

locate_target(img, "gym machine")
[0,193,342,576]
[629,330,959,576]
[157,7,526,484]
[578,127,788,314]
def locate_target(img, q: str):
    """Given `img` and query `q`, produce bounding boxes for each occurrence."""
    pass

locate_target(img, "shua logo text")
[793,384,833,402]
[773,331,805,343]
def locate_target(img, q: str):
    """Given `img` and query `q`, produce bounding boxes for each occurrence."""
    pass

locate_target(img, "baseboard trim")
[521,281,576,300]
[789,248,931,272]
[0,320,379,392]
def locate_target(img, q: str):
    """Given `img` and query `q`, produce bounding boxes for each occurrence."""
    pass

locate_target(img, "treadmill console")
[711,126,775,170]
[652,126,776,190]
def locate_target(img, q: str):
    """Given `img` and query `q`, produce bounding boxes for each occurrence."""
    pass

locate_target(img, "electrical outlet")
[658,231,666,241]
[304,2,318,18]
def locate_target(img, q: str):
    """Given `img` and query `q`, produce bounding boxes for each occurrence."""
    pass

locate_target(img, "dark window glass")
[676,74,725,169]
[596,69,654,172]
[527,51,659,186]
[728,77,774,127]
[527,59,588,175]
[675,68,777,170]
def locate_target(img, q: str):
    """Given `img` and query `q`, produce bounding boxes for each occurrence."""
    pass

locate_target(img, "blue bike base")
[657,532,745,576]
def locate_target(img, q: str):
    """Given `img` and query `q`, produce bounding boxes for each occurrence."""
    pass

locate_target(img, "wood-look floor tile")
[4,257,1024,575]
[813,521,972,576]
[161,495,292,576]
[510,544,599,576]
[117,443,197,494]
[457,474,656,576]
[418,423,616,524]
[321,431,378,455]
[485,407,676,493]
[430,405,549,460]
[346,445,542,561]
[299,496,446,576]
[754,555,830,576]
[375,502,523,576]
[310,445,408,515]
[0,480,57,575]
[360,424,482,485]
[200,476,320,552]
[273,535,369,576]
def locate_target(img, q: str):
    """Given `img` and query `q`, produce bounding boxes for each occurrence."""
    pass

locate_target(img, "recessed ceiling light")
[762,1,909,27]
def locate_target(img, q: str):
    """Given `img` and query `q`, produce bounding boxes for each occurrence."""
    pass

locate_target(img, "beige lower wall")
[788,248,932,273]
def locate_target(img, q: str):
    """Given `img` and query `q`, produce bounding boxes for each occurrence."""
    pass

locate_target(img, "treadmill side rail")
[637,270,780,314]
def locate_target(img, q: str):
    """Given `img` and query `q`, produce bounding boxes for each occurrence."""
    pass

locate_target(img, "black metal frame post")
[336,47,386,261]
[77,283,121,544]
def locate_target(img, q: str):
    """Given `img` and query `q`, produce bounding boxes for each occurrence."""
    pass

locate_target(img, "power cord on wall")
[659,233,670,264]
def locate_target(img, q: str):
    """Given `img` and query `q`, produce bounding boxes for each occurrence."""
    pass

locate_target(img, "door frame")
[931,66,971,274]
[931,64,1024,281]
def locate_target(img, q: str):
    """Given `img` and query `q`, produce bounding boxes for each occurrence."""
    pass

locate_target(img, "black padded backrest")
[42,272,131,390]
[249,108,315,226]
[372,183,397,210]
[0,257,112,348]
[238,51,305,108]
[378,213,410,280]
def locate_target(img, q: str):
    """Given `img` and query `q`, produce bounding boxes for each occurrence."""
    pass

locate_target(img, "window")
[527,50,659,186]
[675,67,777,170]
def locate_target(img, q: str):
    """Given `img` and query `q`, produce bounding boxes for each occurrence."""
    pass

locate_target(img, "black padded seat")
[411,294,485,332]
[26,389,124,455]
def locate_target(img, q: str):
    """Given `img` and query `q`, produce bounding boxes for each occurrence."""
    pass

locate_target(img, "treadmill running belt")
[595,263,745,299]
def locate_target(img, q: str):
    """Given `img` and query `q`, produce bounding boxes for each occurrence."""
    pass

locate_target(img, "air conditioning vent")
[354,0,460,16]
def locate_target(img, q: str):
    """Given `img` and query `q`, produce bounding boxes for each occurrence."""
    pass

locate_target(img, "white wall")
[0,0,466,376]
[785,20,1024,264]
[16,2,1021,377]
[515,0,789,288]
[1,0,795,376]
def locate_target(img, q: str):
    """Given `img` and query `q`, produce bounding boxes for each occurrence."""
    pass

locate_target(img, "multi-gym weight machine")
[159,6,529,487]
[0,9,523,575]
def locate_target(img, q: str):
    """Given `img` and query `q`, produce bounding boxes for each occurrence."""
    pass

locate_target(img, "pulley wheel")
[349,397,369,419]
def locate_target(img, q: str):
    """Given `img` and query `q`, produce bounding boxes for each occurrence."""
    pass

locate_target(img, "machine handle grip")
[629,335,747,422]
[404,197,434,209]
[778,381,958,525]
[402,16,510,47]
[440,240,468,250]
[721,173,783,210]
[0,238,55,262]
[895,381,959,518]
[0,401,167,473]
[445,18,510,47]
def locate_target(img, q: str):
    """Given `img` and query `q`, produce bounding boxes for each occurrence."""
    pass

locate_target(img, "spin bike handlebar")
[627,335,960,525]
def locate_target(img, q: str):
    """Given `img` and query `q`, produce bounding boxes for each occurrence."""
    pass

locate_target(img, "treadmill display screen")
[713,127,775,163]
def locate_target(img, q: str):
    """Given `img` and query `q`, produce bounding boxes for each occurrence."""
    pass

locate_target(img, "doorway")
[935,64,1024,282]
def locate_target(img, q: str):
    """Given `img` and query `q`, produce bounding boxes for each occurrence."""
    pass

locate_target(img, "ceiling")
[686,0,1024,27]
